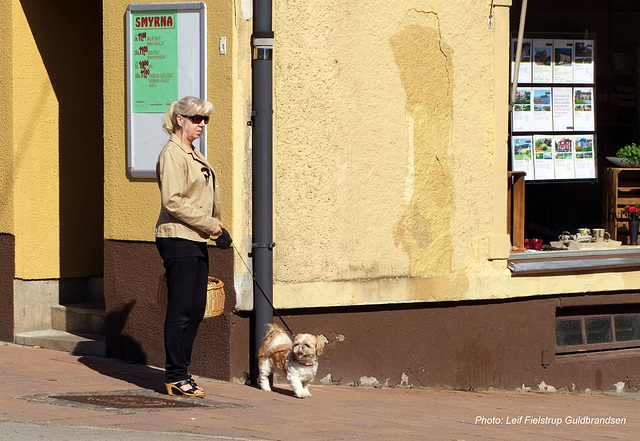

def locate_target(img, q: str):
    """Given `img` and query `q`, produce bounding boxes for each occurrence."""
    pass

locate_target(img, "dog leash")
[231,243,296,337]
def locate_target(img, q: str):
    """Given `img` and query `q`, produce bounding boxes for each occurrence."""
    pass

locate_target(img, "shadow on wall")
[105,300,148,365]
[21,0,104,278]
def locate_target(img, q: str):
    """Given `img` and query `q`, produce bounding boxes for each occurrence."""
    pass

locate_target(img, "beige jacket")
[155,133,221,242]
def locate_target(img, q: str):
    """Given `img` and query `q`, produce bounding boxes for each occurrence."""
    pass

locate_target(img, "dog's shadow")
[266,385,299,399]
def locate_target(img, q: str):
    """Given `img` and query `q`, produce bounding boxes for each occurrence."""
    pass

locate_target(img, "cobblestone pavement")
[0,343,638,440]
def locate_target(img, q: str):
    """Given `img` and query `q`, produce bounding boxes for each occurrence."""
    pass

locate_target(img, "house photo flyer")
[574,87,595,131]
[574,134,596,179]
[553,39,574,84]
[554,135,576,179]
[533,39,553,83]
[532,88,553,132]
[512,135,535,180]
[511,38,532,84]
[552,87,574,131]
[574,40,595,84]
[512,87,533,132]
[533,135,555,180]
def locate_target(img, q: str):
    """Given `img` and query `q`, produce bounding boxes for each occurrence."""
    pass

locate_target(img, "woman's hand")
[212,222,224,237]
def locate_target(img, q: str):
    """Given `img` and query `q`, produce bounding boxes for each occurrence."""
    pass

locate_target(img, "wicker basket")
[157,274,225,318]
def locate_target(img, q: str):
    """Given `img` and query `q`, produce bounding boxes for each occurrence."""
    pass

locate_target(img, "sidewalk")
[0,342,639,440]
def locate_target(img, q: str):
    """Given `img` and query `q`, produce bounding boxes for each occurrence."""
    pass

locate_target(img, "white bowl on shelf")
[606,157,640,168]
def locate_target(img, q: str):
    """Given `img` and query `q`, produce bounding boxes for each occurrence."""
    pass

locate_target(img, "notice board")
[126,2,207,178]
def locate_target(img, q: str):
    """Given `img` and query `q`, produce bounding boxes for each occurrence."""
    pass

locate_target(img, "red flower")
[624,204,640,221]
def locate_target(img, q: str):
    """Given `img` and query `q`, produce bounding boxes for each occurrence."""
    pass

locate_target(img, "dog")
[258,323,325,398]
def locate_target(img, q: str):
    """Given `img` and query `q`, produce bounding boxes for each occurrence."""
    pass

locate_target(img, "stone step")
[51,303,105,335]
[14,330,105,357]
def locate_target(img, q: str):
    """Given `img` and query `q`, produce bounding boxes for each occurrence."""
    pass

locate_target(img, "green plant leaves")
[616,143,640,164]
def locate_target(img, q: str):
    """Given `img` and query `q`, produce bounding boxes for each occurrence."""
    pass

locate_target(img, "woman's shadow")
[77,354,167,394]
[76,300,167,394]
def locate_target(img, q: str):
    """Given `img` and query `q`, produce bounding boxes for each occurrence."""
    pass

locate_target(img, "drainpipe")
[250,0,274,385]
[509,0,528,111]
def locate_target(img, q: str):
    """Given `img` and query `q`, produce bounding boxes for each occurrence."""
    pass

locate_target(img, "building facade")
[2,0,640,392]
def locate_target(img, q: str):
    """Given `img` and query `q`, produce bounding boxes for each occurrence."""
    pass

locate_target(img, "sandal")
[188,374,205,392]
[165,379,206,397]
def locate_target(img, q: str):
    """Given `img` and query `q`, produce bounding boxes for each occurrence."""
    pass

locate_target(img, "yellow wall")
[2,1,104,280]
[268,1,514,307]
[265,0,640,308]
[0,1,14,236]
[10,0,61,279]
[5,0,636,302]
[103,0,235,243]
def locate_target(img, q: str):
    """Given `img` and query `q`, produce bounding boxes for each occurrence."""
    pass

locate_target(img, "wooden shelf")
[617,187,640,191]
[508,171,526,251]
[604,168,640,244]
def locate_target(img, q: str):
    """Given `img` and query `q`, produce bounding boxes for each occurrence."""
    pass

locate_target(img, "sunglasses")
[180,114,209,124]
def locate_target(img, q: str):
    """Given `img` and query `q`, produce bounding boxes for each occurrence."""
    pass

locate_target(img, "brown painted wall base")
[104,239,640,391]
[103,240,239,381]
[0,234,15,342]
[240,291,640,392]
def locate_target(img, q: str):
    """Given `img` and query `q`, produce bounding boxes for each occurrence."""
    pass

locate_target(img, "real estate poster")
[532,87,553,132]
[511,38,532,84]
[574,40,594,84]
[553,40,574,84]
[512,87,533,132]
[574,87,595,131]
[533,39,553,83]
[574,134,596,179]
[131,11,179,113]
[533,135,555,180]
[512,135,534,180]
[554,135,575,179]
[510,36,596,181]
[552,87,574,131]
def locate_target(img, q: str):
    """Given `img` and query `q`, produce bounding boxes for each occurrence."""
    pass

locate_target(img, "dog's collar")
[295,359,314,367]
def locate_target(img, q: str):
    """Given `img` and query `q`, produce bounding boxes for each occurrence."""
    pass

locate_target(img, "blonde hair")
[162,96,215,134]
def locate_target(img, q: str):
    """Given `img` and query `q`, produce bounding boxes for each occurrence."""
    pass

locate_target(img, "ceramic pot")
[630,219,639,246]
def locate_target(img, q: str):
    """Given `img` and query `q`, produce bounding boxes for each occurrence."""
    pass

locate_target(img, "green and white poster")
[126,3,206,177]
[131,11,178,113]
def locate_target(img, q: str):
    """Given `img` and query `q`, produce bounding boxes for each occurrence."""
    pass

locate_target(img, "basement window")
[556,313,640,354]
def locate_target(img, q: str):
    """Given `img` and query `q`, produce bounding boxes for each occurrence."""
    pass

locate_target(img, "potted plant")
[611,143,640,167]
[624,203,640,245]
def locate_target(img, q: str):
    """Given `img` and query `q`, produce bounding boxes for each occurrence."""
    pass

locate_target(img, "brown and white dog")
[258,323,325,398]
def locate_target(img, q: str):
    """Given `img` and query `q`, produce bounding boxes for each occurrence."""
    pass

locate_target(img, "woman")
[155,96,223,397]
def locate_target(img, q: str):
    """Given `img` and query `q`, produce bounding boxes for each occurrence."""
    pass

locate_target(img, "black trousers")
[157,239,209,383]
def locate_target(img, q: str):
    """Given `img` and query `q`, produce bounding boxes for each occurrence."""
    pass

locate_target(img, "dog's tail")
[259,323,293,363]
[264,322,287,340]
